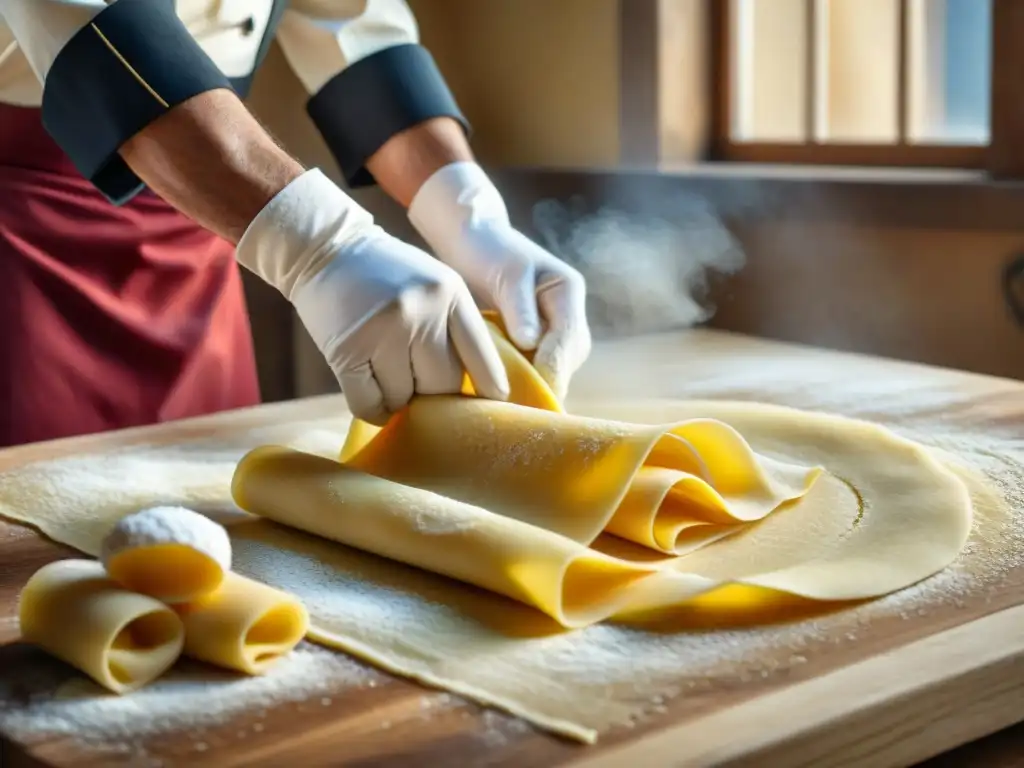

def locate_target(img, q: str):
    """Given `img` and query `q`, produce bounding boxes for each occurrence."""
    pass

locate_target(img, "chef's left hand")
[408,162,591,400]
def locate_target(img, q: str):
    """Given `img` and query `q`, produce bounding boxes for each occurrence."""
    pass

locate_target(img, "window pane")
[820,0,901,143]
[907,0,990,144]
[730,0,809,142]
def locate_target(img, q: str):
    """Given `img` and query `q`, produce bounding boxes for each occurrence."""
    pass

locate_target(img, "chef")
[0,0,591,447]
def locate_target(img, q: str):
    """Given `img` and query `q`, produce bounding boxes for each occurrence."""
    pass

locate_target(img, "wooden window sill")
[490,164,1024,232]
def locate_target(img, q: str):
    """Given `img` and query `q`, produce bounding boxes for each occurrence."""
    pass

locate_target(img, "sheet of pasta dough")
[0,398,971,742]
[233,407,822,627]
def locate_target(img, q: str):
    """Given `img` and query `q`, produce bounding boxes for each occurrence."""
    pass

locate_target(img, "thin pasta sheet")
[0,321,973,743]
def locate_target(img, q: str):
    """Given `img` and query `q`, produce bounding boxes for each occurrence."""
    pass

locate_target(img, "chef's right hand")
[235,169,510,425]
[292,228,512,425]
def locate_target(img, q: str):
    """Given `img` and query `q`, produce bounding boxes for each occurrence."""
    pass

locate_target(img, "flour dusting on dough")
[100,506,232,594]
[412,507,477,535]
[0,402,1020,757]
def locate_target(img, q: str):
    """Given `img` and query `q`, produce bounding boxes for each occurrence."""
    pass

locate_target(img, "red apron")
[0,104,261,447]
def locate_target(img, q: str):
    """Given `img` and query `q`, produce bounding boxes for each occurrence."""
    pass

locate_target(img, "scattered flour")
[0,644,381,747]
[0,388,1021,761]
[407,415,1024,744]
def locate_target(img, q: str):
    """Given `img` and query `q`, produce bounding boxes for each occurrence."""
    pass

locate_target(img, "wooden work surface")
[1,328,1023,767]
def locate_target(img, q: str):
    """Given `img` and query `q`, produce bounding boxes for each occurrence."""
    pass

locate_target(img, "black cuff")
[307,44,470,188]
[41,0,232,205]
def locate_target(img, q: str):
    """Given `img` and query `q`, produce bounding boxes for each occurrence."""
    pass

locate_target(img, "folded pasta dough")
[174,571,309,675]
[345,398,819,555]
[234,322,821,625]
[340,319,821,555]
[19,559,185,693]
[338,318,561,462]
[233,446,718,628]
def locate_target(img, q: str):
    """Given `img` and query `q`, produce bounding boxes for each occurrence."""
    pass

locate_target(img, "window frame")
[705,0,1020,175]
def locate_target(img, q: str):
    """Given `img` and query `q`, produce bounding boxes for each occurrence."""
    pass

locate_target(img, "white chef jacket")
[0,0,419,106]
[0,0,464,202]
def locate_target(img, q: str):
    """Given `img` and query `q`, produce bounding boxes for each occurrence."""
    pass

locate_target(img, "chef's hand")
[408,162,591,400]
[236,168,509,425]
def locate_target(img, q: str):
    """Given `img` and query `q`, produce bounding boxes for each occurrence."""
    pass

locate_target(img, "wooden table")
[1,328,1023,767]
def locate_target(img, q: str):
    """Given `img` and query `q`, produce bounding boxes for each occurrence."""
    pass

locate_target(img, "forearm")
[120,89,305,244]
[4,0,308,227]
[365,116,474,209]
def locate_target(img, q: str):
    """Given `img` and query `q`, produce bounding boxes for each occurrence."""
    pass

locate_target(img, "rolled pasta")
[101,506,232,604]
[19,559,185,693]
[232,446,717,628]
[174,572,309,675]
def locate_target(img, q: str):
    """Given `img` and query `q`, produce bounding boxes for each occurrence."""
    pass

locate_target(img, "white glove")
[236,168,509,425]
[408,162,591,400]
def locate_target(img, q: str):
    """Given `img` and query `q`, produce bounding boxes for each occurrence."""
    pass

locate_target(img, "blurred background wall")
[241,0,1023,401]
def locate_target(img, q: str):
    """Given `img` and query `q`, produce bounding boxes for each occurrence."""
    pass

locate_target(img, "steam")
[531,193,745,338]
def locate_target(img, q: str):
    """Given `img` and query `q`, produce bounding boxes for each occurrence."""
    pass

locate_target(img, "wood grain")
[617,0,660,166]
[712,142,986,169]
[574,605,1024,768]
[988,0,1024,178]
[1,329,1023,767]
[617,0,712,166]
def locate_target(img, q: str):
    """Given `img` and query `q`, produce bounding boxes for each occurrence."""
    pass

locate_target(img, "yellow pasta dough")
[19,559,184,694]
[234,421,816,627]
[174,571,309,675]
[0,319,976,743]
[338,318,562,462]
[101,506,232,604]
[234,320,821,626]
[221,326,973,741]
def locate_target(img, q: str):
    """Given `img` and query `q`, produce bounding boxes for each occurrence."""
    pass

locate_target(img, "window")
[713,0,993,167]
